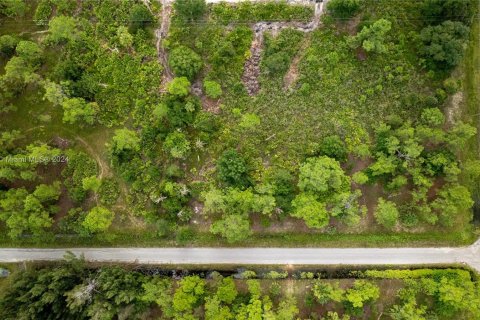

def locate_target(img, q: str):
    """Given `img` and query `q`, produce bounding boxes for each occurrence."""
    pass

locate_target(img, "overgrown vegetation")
[1,257,480,319]
[0,0,479,246]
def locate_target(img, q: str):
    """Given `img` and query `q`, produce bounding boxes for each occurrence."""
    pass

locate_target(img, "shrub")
[319,135,348,162]
[327,0,360,18]
[168,46,202,80]
[216,149,249,188]
[420,21,469,70]
[0,35,18,57]
[174,0,206,22]
[163,131,191,159]
[203,80,222,99]
[129,4,154,31]
[167,77,191,97]
[374,198,399,229]
[82,206,114,233]
[98,178,120,206]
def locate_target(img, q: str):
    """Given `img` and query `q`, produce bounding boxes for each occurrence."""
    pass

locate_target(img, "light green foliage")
[264,271,288,280]
[239,113,261,129]
[420,108,445,127]
[322,312,351,320]
[205,296,234,320]
[352,171,368,184]
[163,131,191,159]
[116,26,133,48]
[344,280,380,309]
[173,275,205,312]
[43,79,65,106]
[420,21,469,69]
[61,98,97,125]
[447,121,476,149]
[374,198,399,229]
[0,185,59,239]
[203,80,222,99]
[82,176,101,192]
[210,214,251,243]
[389,299,427,320]
[62,150,98,203]
[167,77,191,97]
[47,16,77,43]
[327,0,360,18]
[298,156,350,196]
[431,184,473,227]
[169,46,202,80]
[1,56,36,90]
[350,19,392,54]
[216,277,237,304]
[82,206,114,233]
[15,40,42,66]
[110,129,141,155]
[291,193,329,228]
[0,35,18,56]
[142,278,174,316]
[312,281,344,304]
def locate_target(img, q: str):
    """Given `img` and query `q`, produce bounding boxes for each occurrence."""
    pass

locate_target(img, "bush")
[174,0,206,22]
[203,80,222,99]
[168,46,202,80]
[167,77,191,97]
[420,21,469,70]
[129,4,154,31]
[34,0,53,25]
[163,131,191,159]
[319,135,348,162]
[443,78,460,94]
[98,178,120,206]
[327,0,360,18]
[0,35,19,57]
[217,149,249,188]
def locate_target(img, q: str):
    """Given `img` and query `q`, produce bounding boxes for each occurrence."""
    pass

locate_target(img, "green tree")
[312,281,345,304]
[203,80,222,99]
[327,0,360,18]
[169,46,202,80]
[431,184,473,227]
[217,149,249,188]
[47,16,77,43]
[319,135,348,162]
[291,193,329,228]
[33,181,61,202]
[0,0,27,17]
[389,299,427,320]
[205,296,234,320]
[82,176,101,192]
[174,0,206,22]
[43,79,65,106]
[374,198,399,229]
[15,40,42,66]
[344,280,380,310]
[163,131,191,158]
[82,206,114,233]
[167,77,191,97]
[422,0,475,24]
[173,275,205,312]
[116,26,133,48]
[420,108,445,127]
[62,97,97,125]
[298,156,350,197]
[110,128,141,158]
[216,277,238,304]
[350,19,392,54]
[210,214,251,243]
[129,4,154,31]
[420,21,469,69]
[0,34,18,56]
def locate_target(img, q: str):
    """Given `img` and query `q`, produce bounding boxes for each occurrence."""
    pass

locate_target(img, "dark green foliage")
[266,168,295,213]
[327,0,360,18]
[262,28,304,76]
[174,0,206,22]
[210,1,313,23]
[62,150,98,203]
[34,0,53,25]
[422,0,476,24]
[318,135,348,162]
[420,21,469,70]
[98,178,120,206]
[0,35,19,57]
[217,149,249,188]
[168,45,202,80]
[129,4,154,31]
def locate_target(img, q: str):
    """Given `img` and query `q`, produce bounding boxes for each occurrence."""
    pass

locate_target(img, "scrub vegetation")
[0,0,479,246]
